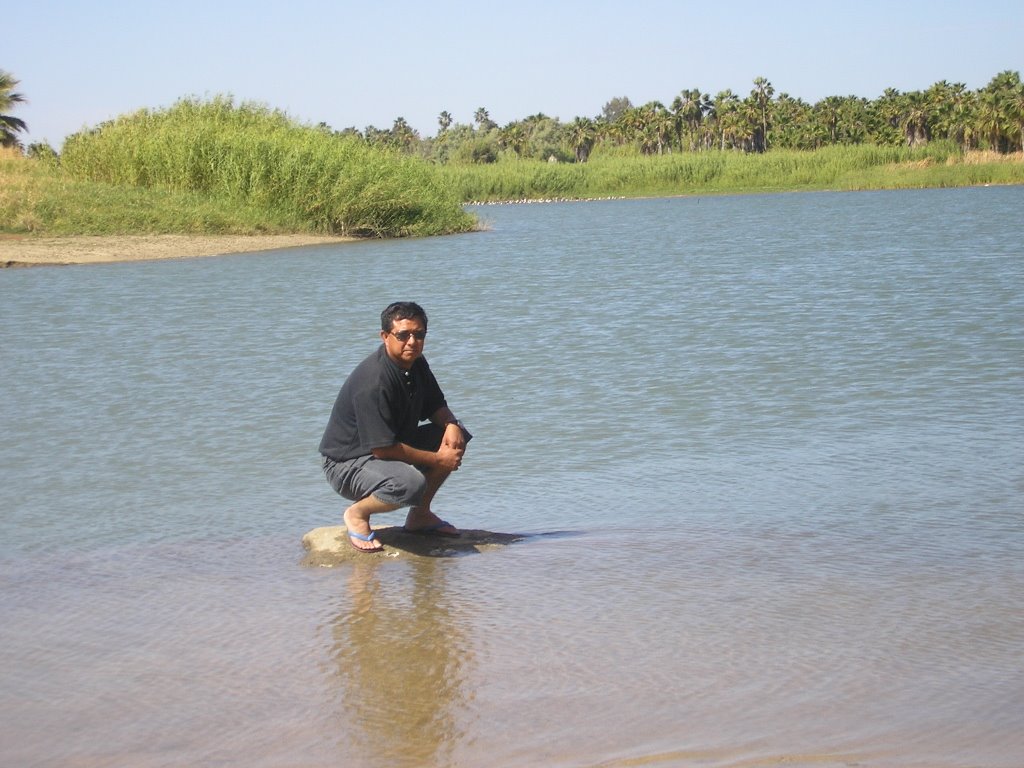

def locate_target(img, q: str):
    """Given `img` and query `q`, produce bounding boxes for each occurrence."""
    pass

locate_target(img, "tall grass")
[7,129,1021,238]
[1,146,314,236]
[441,144,1024,202]
[60,97,475,237]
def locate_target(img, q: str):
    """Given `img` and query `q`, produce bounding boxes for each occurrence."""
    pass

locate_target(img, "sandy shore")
[0,233,357,267]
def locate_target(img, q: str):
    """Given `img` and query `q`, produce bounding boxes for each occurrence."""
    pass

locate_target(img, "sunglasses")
[390,329,427,342]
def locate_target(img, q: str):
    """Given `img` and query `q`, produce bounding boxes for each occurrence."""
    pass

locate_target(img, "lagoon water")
[2,187,1023,767]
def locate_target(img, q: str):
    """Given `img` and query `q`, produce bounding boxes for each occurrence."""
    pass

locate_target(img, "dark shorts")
[321,423,446,506]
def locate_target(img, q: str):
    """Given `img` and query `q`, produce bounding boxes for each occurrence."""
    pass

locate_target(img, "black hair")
[380,301,428,332]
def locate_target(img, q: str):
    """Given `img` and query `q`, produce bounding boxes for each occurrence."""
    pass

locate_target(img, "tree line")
[345,71,1024,164]
[3,69,1023,163]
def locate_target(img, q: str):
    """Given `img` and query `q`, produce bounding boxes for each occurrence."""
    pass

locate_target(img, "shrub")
[61,96,475,237]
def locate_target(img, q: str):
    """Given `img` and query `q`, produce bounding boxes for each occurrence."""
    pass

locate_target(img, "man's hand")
[435,442,464,472]
[443,421,467,451]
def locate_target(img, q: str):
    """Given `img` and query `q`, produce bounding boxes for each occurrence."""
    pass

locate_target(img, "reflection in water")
[329,558,473,767]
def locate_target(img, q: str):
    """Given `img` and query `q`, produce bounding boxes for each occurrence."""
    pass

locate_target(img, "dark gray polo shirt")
[319,345,447,462]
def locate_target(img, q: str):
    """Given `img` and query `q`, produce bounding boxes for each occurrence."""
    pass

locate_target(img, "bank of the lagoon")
[0,233,356,267]
[444,146,1024,203]
[0,99,477,246]
[5,136,1024,266]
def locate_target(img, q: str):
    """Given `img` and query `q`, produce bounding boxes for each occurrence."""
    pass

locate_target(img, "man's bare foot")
[403,508,460,537]
[344,508,384,552]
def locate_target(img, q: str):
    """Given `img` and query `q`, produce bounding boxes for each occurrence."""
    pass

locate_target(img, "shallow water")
[2,187,1023,767]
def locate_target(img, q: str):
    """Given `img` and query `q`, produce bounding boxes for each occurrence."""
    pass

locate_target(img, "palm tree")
[738,98,762,151]
[671,88,708,151]
[711,90,741,150]
[902,91,929,147]
[362,125,390,148]
[648,102,674,155]
[815,96,844,144]
[497,122,528,157]
[567,117,596,162]
[813,95,870,146]
[975,90,1005,151]
[926,80,955,143]
[871,88,906,146]
[701,98,717,150]
[980,70,1024,152]
[474,107,495,132]
[437,110,453,134]
[1010,87,1024,152]
[616,106,646,151]
[621,102,669,155]
[0,70,28,149]
[927,81,974,149]
[772,93,814,149]
[750,76,774,152]
[390,117,419,152]
[601,115,629,147]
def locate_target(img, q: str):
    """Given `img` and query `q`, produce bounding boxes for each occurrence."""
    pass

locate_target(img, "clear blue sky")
[7,0,1024,149]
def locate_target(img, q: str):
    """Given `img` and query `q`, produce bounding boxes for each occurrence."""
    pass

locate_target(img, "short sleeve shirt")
[318,345,447,461]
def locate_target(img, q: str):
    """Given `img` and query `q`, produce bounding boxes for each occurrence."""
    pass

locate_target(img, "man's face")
[381,317,427,370]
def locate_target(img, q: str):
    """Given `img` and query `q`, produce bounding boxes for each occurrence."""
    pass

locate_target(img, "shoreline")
[5,178,1020,268]
[0,233,357,268]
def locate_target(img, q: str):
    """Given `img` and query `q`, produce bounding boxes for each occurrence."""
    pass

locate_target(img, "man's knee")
[390,465,428,505]
[325,456,427,506]
[361,460,427,506]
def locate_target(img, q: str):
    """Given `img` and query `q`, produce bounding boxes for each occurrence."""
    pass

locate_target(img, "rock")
[300,525,524,566]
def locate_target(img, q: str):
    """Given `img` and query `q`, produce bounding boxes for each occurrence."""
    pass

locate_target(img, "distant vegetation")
[353,71,1024,164]
[2,94,475,238]
[2,69,1023,238]
[2,143,311,236]
[1,70,28,149]
[59,98,475,237]
[440,144,1024,203]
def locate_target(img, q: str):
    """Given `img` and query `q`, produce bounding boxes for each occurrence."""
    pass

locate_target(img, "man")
[319,302,471,552]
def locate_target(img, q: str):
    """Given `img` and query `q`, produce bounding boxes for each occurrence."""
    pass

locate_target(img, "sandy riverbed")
[0,234,356,267]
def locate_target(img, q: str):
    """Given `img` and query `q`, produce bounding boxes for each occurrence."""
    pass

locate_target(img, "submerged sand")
[0,233,356,267]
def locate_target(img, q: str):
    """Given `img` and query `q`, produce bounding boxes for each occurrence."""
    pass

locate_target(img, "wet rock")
[300,525,524,566]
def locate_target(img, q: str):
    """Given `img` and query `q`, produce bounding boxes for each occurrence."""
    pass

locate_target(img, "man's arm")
[370,407,466,471]
[371,441,459,469]
[430,406,468,451]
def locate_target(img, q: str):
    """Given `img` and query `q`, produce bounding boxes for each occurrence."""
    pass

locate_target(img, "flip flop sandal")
[348,529,384,552]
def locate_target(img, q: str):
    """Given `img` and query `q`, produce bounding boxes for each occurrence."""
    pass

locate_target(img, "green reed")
[59,96,475,237]
[441,144,1023,202]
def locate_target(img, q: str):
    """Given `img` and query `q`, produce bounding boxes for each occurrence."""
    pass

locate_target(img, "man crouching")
[319,302,471,552]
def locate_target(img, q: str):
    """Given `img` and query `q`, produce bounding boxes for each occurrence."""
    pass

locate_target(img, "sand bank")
[0,233,356,267]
